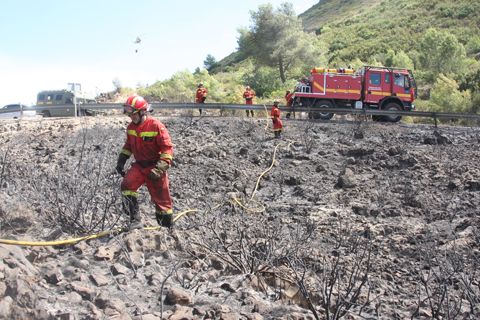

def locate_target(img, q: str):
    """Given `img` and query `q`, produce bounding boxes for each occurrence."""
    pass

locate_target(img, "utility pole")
[68,83,81,118]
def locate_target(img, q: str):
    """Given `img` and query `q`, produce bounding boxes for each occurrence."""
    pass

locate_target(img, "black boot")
[278,130,282,137]
[251,110,254,117]
[274,131,279,138]
[246,110,249,117]
[122,195,143,230]
[156,212,173,228]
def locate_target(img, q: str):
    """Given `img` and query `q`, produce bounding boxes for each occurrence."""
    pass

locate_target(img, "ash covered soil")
[0,114,479,320]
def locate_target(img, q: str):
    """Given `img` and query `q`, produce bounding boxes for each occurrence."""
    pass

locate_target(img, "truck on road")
[36,89,99,117]
[292,65,417,122]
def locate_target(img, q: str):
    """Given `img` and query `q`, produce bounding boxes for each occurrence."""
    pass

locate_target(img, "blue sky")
[0,0,319,107]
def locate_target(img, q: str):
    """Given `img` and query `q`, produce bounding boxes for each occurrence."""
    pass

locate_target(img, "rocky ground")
[0,112,479,320]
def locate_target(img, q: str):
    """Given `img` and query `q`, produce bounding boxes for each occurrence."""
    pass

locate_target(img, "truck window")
[56,95,63,101]
[385,73,390,84]
[65,98,73,103]
[394,75,405,87]
[38,94,45,101]
[47,94,54,101]
[369,73,381,86]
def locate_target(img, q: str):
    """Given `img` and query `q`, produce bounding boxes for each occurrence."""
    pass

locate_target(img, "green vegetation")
[114,0,480,119]
[237,3,323,83]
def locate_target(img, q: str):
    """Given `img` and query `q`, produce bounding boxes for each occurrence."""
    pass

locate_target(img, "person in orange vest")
[243,86,256,117]
[196,82,208,116]
[285,89,294,119]
[116,95,174,229]
[271,99,283,138]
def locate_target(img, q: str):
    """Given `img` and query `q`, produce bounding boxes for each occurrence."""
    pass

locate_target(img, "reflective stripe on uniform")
[122,190,138,197]
[155,209,173,215]
[121,149,133,156]
[140,131,159,138]
[160,153,172,160]
[127,130,138,137]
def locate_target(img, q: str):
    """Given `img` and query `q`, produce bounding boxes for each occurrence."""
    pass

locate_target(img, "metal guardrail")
[1,103,479,125]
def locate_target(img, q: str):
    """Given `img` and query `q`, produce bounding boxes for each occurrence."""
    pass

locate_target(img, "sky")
[0,0,319,107]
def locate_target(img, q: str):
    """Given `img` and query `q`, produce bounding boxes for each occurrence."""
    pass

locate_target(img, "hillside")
[211,0,479,72]
[0,115,479,319]
[300,0,381,30]
[300,0,480,63]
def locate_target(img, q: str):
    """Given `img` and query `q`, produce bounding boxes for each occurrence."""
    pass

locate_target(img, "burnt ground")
[0,113,479,320]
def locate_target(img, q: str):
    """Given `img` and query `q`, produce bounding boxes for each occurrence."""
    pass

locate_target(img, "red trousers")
[273,117,283,131]
[121,163,172,214]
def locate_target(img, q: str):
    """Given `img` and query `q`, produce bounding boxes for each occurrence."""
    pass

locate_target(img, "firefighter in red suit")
[196,82,208,116]
[271,99,283,138]
[243,86,256,117]
[285,89,294,119]
[116,95,174,229]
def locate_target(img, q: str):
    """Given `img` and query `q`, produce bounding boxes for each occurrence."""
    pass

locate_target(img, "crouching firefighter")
[271,99,283,138]
[116,95,174,229]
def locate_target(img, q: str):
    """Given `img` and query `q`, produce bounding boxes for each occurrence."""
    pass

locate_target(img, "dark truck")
[36,89,100,117]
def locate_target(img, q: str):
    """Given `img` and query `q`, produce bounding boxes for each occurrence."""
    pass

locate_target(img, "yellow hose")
[0,210,199,247]
[250,143,284,200]
[0,229,124,247]
[263,102,274,136]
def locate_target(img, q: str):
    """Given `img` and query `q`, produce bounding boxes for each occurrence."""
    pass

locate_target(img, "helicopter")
[132,33,146,44]
[130,34,146,53]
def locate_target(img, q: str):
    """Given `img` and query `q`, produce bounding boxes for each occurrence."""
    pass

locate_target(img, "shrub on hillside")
[429,74,472,117]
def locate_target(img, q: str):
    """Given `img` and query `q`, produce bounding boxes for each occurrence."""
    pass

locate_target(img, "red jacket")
[243,90,256,105]
[196,87,208,103]
[285,92,294,106]
[120,116,173,164]
[271,105,280,119]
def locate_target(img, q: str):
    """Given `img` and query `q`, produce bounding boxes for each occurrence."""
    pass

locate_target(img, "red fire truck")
[292,65,417,122]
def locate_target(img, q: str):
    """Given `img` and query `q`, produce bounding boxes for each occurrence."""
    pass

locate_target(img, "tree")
[385,50,414,69]
[203,54,218,70]
[112,77,122,93]
[419,28,466,75]
[237,2,323,83]
[429,74,471,115]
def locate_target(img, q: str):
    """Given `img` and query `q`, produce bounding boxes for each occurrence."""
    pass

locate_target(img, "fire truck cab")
[292,65,417,122]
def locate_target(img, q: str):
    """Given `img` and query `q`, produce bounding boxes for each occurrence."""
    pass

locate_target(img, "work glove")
[272,118,276,125]
[202,97,207,103]
[147,159,170,181]
[116,153,129,177]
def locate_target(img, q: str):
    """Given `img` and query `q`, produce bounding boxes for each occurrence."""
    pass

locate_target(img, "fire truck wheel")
[314,100,334,120]
[382,103,402,122]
